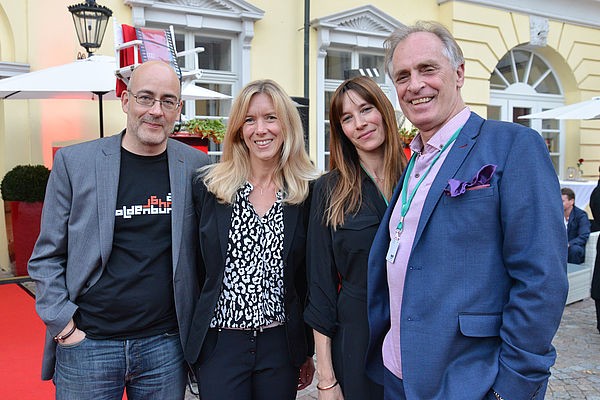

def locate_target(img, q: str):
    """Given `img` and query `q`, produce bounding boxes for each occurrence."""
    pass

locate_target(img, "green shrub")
[183,118,226,144]
[1,165,51,202]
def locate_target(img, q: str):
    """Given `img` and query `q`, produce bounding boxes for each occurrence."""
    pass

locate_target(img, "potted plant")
[183,118,226,144]
[171,117,226,153]
[399,125,418,146]
[1,165,50,276]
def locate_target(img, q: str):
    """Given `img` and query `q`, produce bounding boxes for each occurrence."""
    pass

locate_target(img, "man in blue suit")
[561,187,590,264]
[367,21,568,400]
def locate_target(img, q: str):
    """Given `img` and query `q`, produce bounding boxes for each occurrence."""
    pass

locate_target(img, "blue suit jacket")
[567,205,590,264]
[367,113,568,400]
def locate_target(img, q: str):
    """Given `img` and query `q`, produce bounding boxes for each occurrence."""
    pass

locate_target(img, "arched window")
[488,48,564,176]
[491,49,560,94]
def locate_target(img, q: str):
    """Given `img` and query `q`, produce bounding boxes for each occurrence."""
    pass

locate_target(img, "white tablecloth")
[559,179,597,210]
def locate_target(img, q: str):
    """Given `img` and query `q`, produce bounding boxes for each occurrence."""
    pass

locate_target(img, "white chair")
[566,231,599,304]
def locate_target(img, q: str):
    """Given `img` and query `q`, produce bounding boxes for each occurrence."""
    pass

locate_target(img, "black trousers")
[195,325,297,400]
[595,299,600,332]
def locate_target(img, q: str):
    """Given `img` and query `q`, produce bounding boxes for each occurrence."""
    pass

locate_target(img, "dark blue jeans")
[54,332,187,400]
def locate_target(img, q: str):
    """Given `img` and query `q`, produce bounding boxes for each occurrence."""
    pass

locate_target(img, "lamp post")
[68,0,112,138]
[68,0,113,58]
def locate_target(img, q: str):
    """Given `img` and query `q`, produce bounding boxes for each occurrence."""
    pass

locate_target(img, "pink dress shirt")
[383,107,471,379]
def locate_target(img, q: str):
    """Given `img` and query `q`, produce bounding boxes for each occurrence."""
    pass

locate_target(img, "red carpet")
[0,284,54,399]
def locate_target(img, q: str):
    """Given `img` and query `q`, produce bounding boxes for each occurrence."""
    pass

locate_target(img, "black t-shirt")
[75,148,177,339]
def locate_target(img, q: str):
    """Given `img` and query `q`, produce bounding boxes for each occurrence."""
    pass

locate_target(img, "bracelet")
[53,324,76,343]
[317,381,339,391]
[492,390,505,400]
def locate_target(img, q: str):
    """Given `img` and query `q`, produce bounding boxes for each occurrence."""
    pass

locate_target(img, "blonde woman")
[304,76,406,399]
[186,79,318,400]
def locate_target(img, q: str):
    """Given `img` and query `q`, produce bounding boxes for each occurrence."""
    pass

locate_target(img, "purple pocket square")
[446,164,497,197]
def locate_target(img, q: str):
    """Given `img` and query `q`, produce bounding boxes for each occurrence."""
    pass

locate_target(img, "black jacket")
[185,176,314,367]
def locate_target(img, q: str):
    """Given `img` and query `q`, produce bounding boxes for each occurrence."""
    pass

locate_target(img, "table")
[559,179,597,210]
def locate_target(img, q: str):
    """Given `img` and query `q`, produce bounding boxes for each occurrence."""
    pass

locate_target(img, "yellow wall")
[1,0,599,271]
[250,0,305,97]
[0,0,130,269]
[0,0,130,168]
[439,1,600,178]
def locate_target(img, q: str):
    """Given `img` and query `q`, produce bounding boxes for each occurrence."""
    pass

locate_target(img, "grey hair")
[384,21,465,78]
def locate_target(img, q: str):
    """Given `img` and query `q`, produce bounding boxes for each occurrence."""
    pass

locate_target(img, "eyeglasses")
[128,91,181,111]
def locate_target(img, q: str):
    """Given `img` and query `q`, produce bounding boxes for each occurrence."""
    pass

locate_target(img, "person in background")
[28,60,209,399]
[185,79,318,400]
[562,187,591,264]
[590,166,600,232]
[304,76,407,400]
[367,21,568,400]
[589,166,600,333]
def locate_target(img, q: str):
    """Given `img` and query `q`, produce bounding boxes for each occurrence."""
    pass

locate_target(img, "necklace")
[360,163,384,181]
[360,164,388,205]
[250,179,274,195]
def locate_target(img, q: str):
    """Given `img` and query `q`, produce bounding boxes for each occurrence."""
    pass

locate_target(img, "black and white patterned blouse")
[210,182,286,329]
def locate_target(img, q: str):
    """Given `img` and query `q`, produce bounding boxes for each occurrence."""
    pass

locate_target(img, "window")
[489,48,564,176]
[195,36,231,71]
[325,50,351,80]
[128,0,264,162]
[313,6,402,171]
[491,49,560,94]
[322,49,387,170]
[172,30,235,161]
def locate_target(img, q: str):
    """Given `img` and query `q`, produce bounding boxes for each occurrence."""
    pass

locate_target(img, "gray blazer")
[28,132,209,380]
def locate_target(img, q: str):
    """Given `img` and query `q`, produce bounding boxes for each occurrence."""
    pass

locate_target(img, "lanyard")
[394,127,462,236]
[360,164,389,206]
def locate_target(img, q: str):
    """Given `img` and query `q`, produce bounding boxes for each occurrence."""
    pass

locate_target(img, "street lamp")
[68,0,113,137]
[68,0,113,58]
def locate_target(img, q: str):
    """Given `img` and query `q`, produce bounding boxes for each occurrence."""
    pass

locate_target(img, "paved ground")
[194,299,600,399]
[546,298,600,399]
[4,265,598,399]
[295,298,600,400]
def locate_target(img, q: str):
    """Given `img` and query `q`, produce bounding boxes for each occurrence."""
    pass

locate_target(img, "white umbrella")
[0,56,118,137]
[0,55,230,137]
[0,55,118,101]
[519,97,600,120]
[181,82,231,101]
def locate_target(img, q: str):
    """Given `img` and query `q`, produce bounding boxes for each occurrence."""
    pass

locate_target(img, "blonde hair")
[202,79,318,204]
[326,76,407,228]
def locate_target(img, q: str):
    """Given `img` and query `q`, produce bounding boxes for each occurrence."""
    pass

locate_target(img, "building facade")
[0,0,599,266]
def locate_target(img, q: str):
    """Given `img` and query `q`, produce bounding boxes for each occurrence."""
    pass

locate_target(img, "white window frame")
[125,0,264,160]
[312,5,403,171]
[489,48,565,177]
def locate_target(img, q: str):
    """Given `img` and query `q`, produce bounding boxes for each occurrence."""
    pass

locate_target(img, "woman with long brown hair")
[305,76,407,399]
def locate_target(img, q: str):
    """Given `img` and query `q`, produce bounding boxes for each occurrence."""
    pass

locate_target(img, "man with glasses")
[28,60,209,399]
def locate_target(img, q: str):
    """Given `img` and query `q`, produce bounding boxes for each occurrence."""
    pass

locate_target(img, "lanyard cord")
[396,127,462,233]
